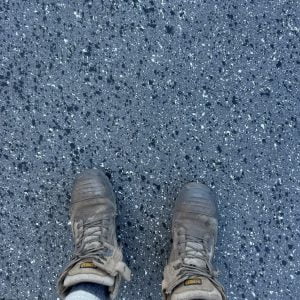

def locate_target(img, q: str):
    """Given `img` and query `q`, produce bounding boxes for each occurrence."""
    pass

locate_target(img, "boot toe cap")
[71,169,115,203]
[176,182,218,217]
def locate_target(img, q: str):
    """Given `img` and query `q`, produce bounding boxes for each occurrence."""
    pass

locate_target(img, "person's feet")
[57,169,130,299]
[162,182,226,300]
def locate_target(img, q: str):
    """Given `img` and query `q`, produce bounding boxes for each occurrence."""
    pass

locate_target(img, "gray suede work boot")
[162,182,226,300]
[57,169,131,299]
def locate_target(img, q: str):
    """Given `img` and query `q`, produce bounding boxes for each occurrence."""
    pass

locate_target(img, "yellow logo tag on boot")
[80,261,97,269]
[184,278,202,286]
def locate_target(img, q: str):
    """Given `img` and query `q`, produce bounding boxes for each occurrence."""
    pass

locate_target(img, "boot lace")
[73,218,111,263]
[167,229,226,299]
[177,232,217,278]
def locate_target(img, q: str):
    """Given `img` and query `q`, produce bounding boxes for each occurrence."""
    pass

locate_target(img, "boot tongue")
[63,259,114,288]
[171,276,223,300]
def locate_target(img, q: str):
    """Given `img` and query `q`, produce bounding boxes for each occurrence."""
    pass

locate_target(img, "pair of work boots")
[58,169,226,300]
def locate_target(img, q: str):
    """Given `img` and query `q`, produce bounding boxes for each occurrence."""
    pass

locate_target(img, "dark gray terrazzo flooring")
[0,0,299,299]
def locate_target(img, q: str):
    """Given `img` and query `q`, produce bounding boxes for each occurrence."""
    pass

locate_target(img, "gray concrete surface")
[0,0,300,299]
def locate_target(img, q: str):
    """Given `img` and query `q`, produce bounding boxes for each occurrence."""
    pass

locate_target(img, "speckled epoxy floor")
[0,1,300,299]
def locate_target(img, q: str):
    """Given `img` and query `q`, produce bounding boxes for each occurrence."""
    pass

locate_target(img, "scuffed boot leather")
[57,169,130,299]
[162,183,226,300]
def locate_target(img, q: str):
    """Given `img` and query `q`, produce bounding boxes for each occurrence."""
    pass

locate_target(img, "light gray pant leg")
[65,283,109,300]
